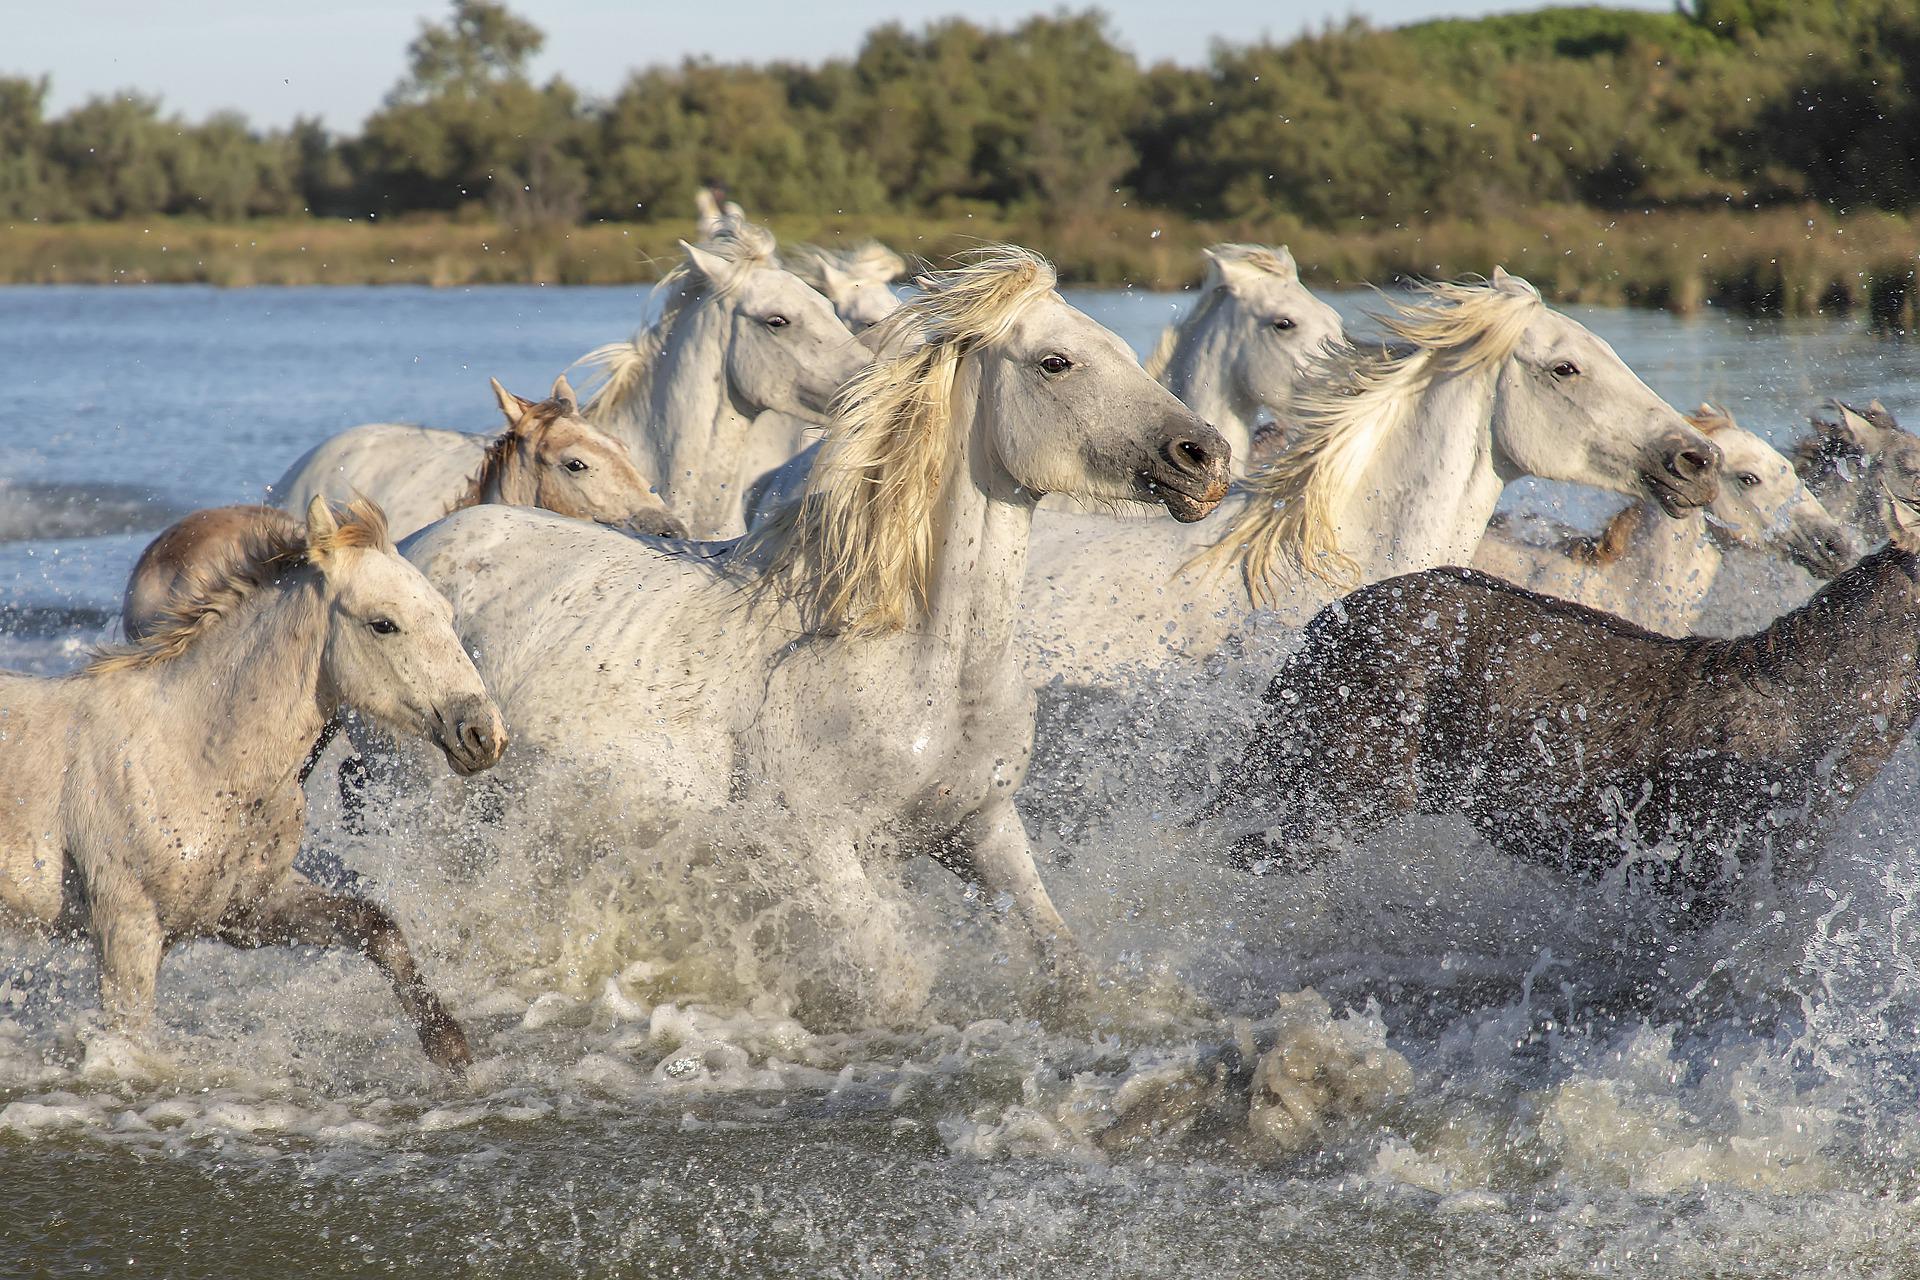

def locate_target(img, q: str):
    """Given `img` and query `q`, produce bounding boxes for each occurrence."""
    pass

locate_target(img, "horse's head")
[1692,405,1854,576]
[682,239,868,425]
[1482,268,1721,515]
[965,262,1231,521]
[794,243,907,332]
[1871,411,1920,552]
[1201,244,1344,419]
[490,375,684,538]
[306,496,506,776]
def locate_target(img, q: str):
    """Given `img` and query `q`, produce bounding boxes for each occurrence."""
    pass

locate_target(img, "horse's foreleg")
[220,877,471,1072]
[808,833,932,1022]
[86,875,165,1033]
[937,800,1089,998]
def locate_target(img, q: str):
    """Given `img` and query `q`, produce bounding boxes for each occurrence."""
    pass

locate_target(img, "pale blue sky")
[14,1,1673,129]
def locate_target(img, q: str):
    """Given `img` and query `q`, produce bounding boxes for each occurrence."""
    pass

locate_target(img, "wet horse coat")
[1210,460,1920,911]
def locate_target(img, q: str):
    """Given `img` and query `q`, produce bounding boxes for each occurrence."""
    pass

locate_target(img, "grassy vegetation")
[6,206,1915,328]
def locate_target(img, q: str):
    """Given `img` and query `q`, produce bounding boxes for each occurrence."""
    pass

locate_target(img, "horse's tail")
[1142,322,1179,382]
[572,338,647,428]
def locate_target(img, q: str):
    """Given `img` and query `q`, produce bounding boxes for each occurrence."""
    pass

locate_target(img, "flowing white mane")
[573,222,781,428]
[750,246,1057,635]
[1196,277,1543,597]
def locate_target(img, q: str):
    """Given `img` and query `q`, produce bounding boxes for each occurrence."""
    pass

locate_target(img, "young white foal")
[1473,405,1854,635]
[576,225,869,537]
[1014,269,1724,683]
[1144,244,1345,473]
[402,248,1231,1016]
[272,375,684,541]
[0,498,506,1069]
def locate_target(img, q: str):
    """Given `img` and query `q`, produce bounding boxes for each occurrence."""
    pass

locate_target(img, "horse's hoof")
[420,1014,473,1074]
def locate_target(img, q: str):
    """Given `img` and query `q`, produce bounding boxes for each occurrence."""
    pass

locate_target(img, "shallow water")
[5,284,1920,1277]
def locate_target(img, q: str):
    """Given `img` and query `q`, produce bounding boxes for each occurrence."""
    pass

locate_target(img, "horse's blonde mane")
[1193,277,1543,598]
[749,245,1057,635]
[86,500,391,674]
[1142,321,1181,381]
[789,240,909,289]
[574,223,781,428]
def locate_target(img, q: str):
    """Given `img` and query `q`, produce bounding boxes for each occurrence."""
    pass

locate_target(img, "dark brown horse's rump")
[1207,547,1920,913]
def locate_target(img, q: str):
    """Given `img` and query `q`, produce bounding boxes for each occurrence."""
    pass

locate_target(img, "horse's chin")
[1160,488,1226,523]
[1642,472,1709,518]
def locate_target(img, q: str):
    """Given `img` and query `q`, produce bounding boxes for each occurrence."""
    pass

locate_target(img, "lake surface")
[5,284,1920,1277]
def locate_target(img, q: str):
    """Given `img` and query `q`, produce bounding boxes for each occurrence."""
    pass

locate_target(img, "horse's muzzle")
[433,697,508,776]
[1145,419,1234,522]
[1643,431,1721,516]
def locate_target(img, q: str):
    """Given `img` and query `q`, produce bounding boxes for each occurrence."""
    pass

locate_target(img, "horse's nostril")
[1167,437,1216,476]
[1673,447,1715,480]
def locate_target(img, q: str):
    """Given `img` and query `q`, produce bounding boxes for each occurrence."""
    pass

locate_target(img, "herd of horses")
[4,195,1918,1074]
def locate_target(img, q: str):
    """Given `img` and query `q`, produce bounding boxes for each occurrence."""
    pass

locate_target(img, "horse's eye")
[1739,472,1760,488]
[763,315,790,329]
[1038,354,1073,375]
[368,617,400,636]
[1550,360,1580,379]
[564,458,590,473]
[1271,317,1296,331]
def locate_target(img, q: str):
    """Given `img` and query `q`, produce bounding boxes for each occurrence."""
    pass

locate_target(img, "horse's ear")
[1833,399,1896,452]
[304,494,339,560]
[1272,245,1298,282]
[1490,266,1539,299]
[1203,248,1261,297]
[680,239,731,285]
[818,258,852,296]
[491,377,534,428]
[550,373,579,417]
[694,188,722,238]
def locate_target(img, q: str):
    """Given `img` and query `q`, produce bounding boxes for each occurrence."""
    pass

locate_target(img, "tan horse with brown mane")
[271,376,685,543]
[0,497,505,1069]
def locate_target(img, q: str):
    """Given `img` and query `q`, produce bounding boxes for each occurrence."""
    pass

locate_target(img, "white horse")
[269,375,684,544]
[1012,269,1723,682]
[0,498,506,1069]
[1473,405,1854,635]
[574,225,869,537]
[1143,244,1345,473]
[787,241,908,331]
[400,248,1231,1015]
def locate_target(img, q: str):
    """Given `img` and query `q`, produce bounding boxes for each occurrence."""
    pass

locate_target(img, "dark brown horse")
[1204,427,1920,916]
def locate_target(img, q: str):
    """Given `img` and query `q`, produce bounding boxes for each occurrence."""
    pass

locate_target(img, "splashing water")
[5,286,1920,1276]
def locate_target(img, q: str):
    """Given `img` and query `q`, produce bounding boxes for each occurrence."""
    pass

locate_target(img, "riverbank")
[5,205,1916,326]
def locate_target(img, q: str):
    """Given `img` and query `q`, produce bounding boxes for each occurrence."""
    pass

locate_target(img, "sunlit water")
[4,284,1920,1277]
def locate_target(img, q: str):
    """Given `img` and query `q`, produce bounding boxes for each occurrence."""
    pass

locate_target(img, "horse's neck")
[1752,544,1920,708]
[1165,314,1255,464]
[478,441,538,508]
[645,307,749,530]
[1337,368,1502,578]
[911,368,1035,676]
[145,581,331,791]
[1621,506,1716,591]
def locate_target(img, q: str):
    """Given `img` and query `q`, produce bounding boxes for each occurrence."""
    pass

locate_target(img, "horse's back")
[402,505,734,756]
[0,670,75,923]
[272,423,486,538]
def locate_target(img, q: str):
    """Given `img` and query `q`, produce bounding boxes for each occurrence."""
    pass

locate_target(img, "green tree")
[355,0,587,221]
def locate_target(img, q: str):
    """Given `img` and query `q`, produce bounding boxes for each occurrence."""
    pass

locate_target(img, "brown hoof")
[419,1007,473,1074]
